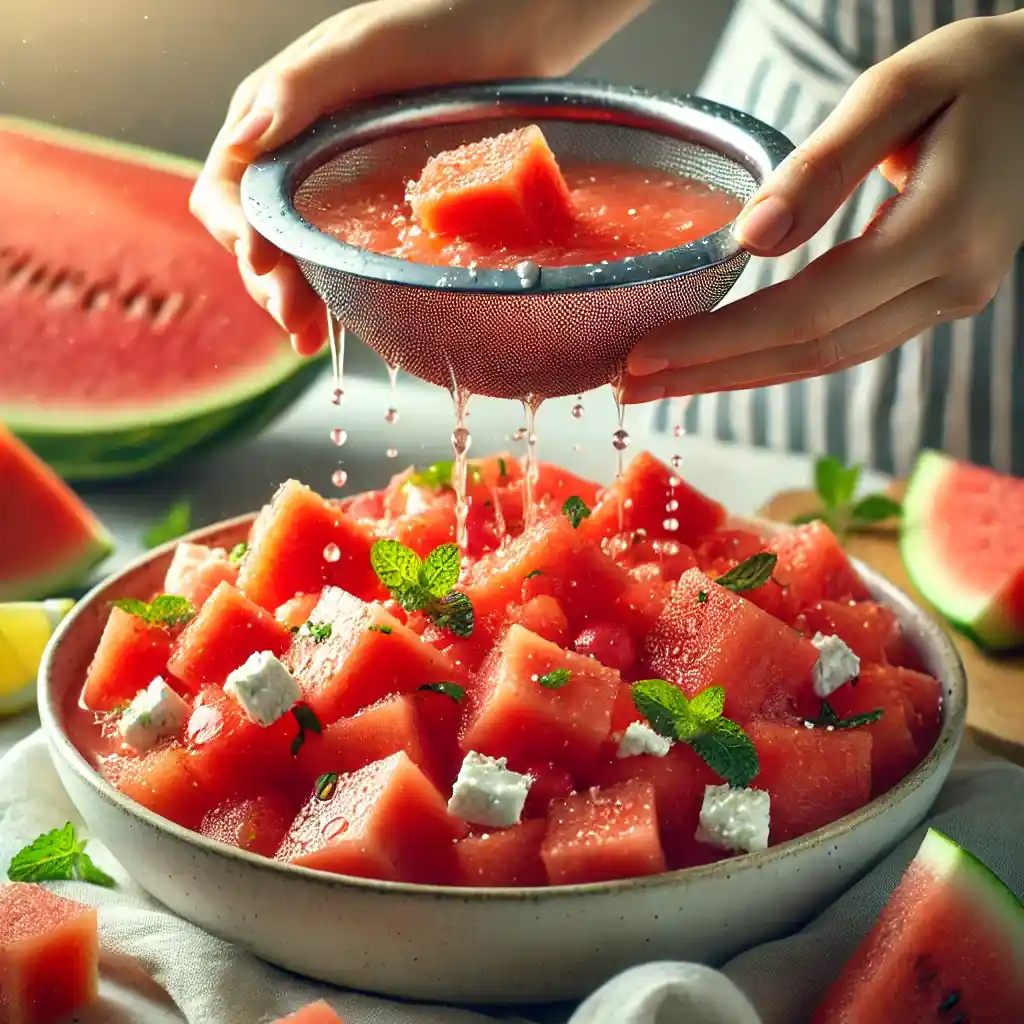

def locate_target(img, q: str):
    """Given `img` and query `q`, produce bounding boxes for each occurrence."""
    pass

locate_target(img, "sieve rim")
[240,78,794,295]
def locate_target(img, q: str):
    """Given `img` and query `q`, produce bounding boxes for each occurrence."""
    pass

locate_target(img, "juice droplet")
[671,454,683,469]
[385,407,400,424]
[515,259,540,289]
[331,388,344,406]
[512,427,526,442]
[571,403,585,419]
[330,428,347,447]
[673,424,685,439]
[666,499,679,512]
[450,384,473,550]
[326,310,346,398]
[662,518,680,532]
[612,428,630,451]
[386,447,398,459]
[521,395,544,528]
[669,476,682,488]
[331,469,348,488]
[323,543,341,562]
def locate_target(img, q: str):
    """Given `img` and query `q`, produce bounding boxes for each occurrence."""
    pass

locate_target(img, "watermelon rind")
[0,115,328,481]
[0,522,113,603]
[900,450,1023,651]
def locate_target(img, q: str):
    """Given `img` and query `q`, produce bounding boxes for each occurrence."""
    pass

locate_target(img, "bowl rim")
[40,511,966,903]
[240,77,795,296]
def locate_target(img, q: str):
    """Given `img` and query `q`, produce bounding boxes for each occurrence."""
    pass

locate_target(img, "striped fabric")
[657,0,1023,476]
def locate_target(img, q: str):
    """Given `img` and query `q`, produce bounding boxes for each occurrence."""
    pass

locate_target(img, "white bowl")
[39,513,966,1005]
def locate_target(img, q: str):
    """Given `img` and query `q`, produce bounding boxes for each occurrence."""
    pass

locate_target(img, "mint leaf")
[562,495,591,529]
[815,456,859,510]
[421,543,461,599]
[228,542,248,564]
[715,553,777,593]
[538,668,571,690]
[525,570,544,580]
[315,772,339,801]
[850,494,902,524]
[430,591,474,637]
[7,822,115,888]
[690,719,760,788]
[112,598,152,620]
[408,460,482,491]
[143,499,192,549]
[290,705,323,756]
[303,621,332,643]
[631,679,698,741]
[370,539,422,593]
[75,851,116,887]
[367,624,392,634]
[113,595,196,629]
[418,681,466,703]
[804,700,884,730]
[689,686,725,725]
[697,590,708,604]
[497,458,508,479]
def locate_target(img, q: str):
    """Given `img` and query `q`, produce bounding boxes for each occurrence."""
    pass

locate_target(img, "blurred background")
[0,0,734,158]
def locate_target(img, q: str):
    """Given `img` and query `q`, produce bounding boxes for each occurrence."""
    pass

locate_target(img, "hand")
[190,0,649,355]
[622,11,1024,403]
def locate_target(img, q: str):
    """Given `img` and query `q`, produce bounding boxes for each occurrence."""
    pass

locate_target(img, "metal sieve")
[240,79,793,400]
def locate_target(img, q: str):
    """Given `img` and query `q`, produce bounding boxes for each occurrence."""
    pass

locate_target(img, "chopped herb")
[562,495,592,529]
[407,460,482,491]
[228,542,248,565]
[804,700,884,731]
[290,624,301,634]
[631,679,759,788]
[112,594,196,629]
[697,590,708,604]
[290,704,323,756]
[793,455,902,539]
[497,458,508,479]
[314,772,339,801]
[433,591,474,638]
[367,624,393,634]
[525,569,544,580]
[143,499,192,549]
[7,822,115,888]
[538,668,572,690]
[418,681,466,703]
[715,553,777,593]
[302,621,333,643]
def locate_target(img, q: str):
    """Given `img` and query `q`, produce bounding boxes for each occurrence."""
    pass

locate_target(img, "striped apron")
[656,0,1024,476]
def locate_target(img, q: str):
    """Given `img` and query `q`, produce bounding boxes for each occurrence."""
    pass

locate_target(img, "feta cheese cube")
[616,721,673,759]
[811,632,861,698]
[118,676,190,753]
[224,650,301,726]
[695,783,770,854]
[447,751,532,829]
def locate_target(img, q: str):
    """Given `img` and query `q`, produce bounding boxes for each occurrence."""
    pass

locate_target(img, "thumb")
[734,62,952,256]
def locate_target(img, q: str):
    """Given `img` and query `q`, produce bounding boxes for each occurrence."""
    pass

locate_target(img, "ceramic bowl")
[39,514,966,1005]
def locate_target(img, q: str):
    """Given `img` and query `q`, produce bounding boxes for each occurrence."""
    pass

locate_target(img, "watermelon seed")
[939,992,961,1013]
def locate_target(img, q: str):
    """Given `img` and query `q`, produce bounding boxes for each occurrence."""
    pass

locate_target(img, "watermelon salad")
[71,451,944,887]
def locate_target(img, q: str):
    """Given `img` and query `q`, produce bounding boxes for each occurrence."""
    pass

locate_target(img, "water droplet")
[330,428,347,447]
[662,518,680,532]
[671,454,682,470]
[669,476,682,488]
[571,403,584,419]
[666,500,679,512]
[573,443,583,451]
[386,447,398,459]
[330,388,344,406]
[673,424,685,439]
[451,425,472,456]
[331,469,347,488]
[385,407,400,425]
[515,260,540,289]
[512,427,526,442]
[612,428,630,451]
[323,543,341,562]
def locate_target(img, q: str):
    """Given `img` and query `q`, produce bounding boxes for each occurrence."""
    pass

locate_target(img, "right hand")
[190,0,649,355]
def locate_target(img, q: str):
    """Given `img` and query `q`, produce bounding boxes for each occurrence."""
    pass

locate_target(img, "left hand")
[621,10,1024,403]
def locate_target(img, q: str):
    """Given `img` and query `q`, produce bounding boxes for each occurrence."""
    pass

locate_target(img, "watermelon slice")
[0,118,324,481]
[901,450,1024,651]
[813,828,1023,1022]
[0,423,113,600]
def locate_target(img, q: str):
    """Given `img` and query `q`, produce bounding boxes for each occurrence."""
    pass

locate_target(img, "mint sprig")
[8,822,115,888]
[793,455,902,539]
[370,540,474,637]
[715,553,777,593]
[562,496,591,529]
[631,680,759,787]
[112,594,196,629]
[538,668,572,689]
[301,621,333,643]
[143,499,192,549]
[418,681,466,703]
[804,700,884,731]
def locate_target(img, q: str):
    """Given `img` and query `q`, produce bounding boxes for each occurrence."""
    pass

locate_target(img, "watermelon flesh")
[0,882,99,1024]
[0,422,113,600]
[271,1002,345,1024]
[901,449,1024,651]
[813,828,1023,1022]
[0,118,323,481]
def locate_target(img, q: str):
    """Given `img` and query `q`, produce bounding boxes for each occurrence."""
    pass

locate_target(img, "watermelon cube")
[271,1001,344,1024]
[81,606,172,711]
[748,720,872,844]
[643,568,820,722]
[581,451,725,547]
[530,460,602,510]
[407,125,574,244]
[103,743,209,828]
[288,587,460,722]
[855,664,942,757]
[163,542,239,610]
[571,621,637,675]
[795,599,911,667]
[238,480,382,611]
[461,624,621,773]
[541,779,667,885]
[379,502,457,559]
[453,819,547,887]
[274,592,321,631]
[276,751,467,883]
[0,883,99,1024]
[167,581,292,691]
[199,792,299,857]
[506,594,570,647]
[769,521,870,608]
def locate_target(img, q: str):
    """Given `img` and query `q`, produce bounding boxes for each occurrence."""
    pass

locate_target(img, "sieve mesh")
[242,81,793,399]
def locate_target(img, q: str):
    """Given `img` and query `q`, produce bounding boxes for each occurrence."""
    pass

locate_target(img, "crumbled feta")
[447,751,532,829]
[224,651,301,726]
[695,783,770,854]
[118,676,190,753]
[616,721,673,759]
[811,632,861,698]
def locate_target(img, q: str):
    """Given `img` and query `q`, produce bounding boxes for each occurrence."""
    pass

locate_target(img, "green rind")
[0,527,114,603]
[900,450,1023,651]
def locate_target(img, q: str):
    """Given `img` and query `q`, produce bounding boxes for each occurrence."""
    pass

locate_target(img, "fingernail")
[627,352,669,377]
[227,108,274,149]
[734,195,794,250]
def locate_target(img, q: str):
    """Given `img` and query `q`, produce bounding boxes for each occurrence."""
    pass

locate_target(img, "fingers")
[237,256,326,347]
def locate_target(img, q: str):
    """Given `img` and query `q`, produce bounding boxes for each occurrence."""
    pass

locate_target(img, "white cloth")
[1,729,1022,1024]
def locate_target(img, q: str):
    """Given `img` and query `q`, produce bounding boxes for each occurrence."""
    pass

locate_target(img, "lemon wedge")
[0,599,75,715]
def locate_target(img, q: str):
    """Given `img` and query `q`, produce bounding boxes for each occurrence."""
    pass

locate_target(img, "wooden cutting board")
[759,485,1024,766]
